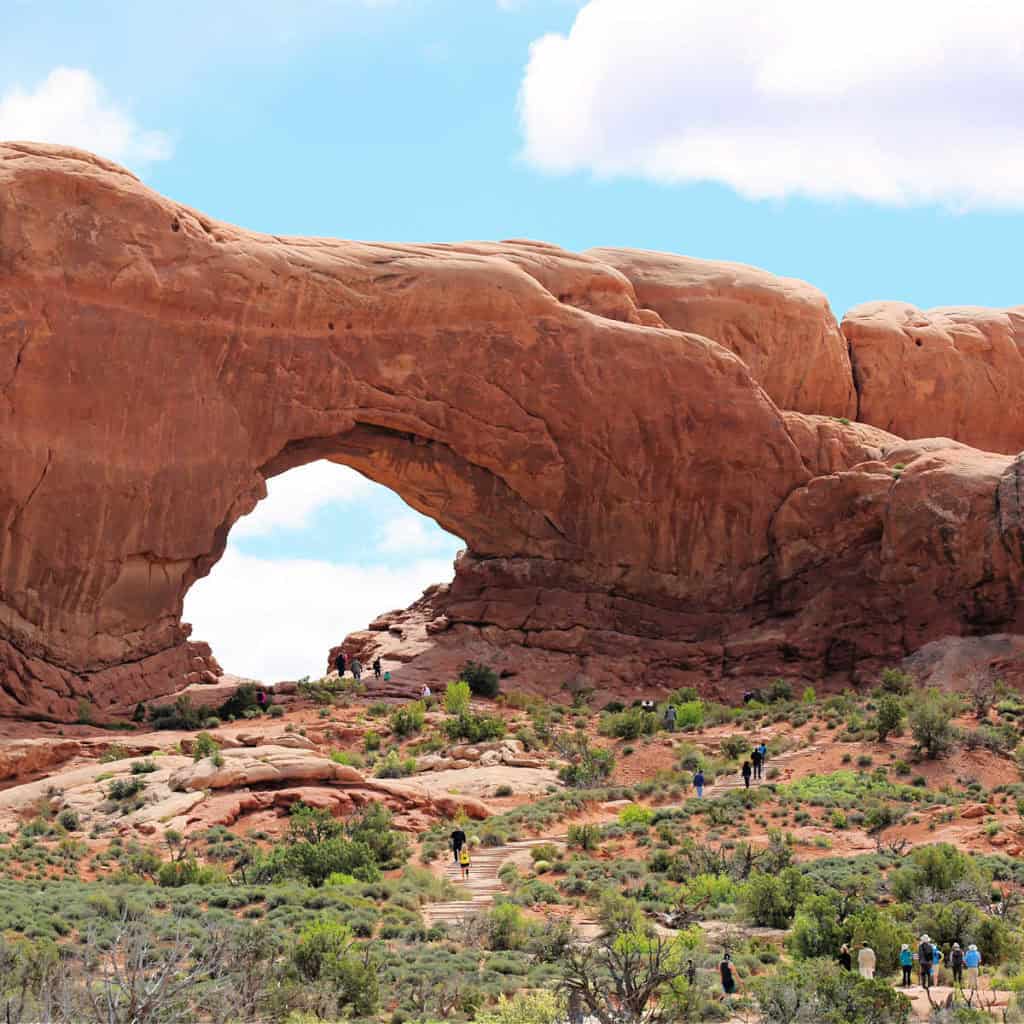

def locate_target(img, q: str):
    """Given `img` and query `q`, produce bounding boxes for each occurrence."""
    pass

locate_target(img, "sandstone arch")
[2,143,1023,719]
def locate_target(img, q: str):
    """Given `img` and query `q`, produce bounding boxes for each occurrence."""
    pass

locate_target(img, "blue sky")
[4,0,1023,679]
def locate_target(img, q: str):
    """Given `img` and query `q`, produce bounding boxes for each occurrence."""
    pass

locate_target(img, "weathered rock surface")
[589,248,857,418]
[2,143,1024,716]
[843,301,1024,453]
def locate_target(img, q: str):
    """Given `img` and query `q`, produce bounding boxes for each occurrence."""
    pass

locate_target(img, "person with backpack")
[838,944,852,971]
[459,844,471,879]
[741,760,752,789]
[918,935,934,989]
[335,651,346,676]
[693,769,705,799]
[949,943,964,986]
[931,945,944,985]
[663,704,678,732]
[719,953,739,996]
[751,746,763,781]
[373,656,382,680]
[899,944,914,986]
[857,942,876,980]
[351,657,362,683]
[758,740,768,766]
[964,944,982,990]
[450,827,467,864]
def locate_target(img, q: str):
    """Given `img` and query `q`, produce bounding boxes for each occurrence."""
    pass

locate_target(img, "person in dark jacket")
[335,651,346,676]
[918,935,934,989]
[719,953,739,995]
[450,827,467,864]
[950,943,964,986]
[838,944,852,971]
[751,746,764,780]
[373,656,382,680]
[693,769,705,798]
[741,760,752,789]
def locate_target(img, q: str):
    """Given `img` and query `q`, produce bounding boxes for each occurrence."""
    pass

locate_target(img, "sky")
[4,0,1023,680]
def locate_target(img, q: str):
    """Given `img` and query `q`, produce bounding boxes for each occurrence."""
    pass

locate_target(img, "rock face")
[1,142,1024,718]
[588,248,857,418]
[843,302,1024,454]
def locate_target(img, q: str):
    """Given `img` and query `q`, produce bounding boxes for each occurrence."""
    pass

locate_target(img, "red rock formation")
[1,142,1023,718]
[588,248,857,418]
[843,302,1024,453]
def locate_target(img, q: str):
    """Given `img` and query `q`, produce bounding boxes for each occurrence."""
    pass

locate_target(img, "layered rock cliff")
[1,142,1022,718]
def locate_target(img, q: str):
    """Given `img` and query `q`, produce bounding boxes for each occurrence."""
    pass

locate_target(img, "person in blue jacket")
[899,944,913,986]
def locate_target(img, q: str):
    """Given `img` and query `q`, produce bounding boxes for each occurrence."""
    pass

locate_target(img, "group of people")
[333,651,384,683]
[741,741,768,787]
[449,828,471,879]
[839,937,983,990]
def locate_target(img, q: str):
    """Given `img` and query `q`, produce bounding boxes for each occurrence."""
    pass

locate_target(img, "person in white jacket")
[858,942,877,980]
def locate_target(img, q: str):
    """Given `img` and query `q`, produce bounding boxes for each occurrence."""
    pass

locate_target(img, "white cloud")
[377,513,452,554]
[0,67,171,167]
[232,462,376,538]
[184,545,455,682]
[519,0,1024,208]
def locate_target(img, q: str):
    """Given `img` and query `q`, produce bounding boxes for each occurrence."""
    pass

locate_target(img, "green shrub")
[617,804,654,828]
[674,700,704,729]
[374,751,416,779]
[741,868,808,928]
[909,690,960,758]
[719,735,750,760]
[56,809,80,831]
[461,661,500,699]
[875,694,905,741]
[567,824,601,851]
[130,760,157,775]
[107,777,145,801]
[268,704,285,718]
[444,712,506,743]
[880,668,913,694]
[389,701,425,738]
[99,744,131,764]
[495,784,513,797]
[192,732,220,762]
[364,731,382,752]
[444,679,472,716]
[599,707,657,741]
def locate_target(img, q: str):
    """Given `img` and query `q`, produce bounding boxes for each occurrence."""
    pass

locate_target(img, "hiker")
[918,935,934,989]
[664,704,677,732]
[685,960,697,987]
[757,740,767,766]
[459,844,471,879]
[964,944,982,990]
[751,745,763,781]
[838,944,852,971]
[693,768,705,799]
[900,944,913,986]
[335,651,346,676]
[421,684,432,700]
[931,944,943,985]
[373,656,382,680]
[256,688,267,708]
[741,760,752,789]
[450,827,467,864]
[351,657,362,682]
[719,953,739,996]
[950,943,964,986]
[857,942,876,980]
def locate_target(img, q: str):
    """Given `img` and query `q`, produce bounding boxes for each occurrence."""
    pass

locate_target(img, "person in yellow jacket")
[459,845,471,880]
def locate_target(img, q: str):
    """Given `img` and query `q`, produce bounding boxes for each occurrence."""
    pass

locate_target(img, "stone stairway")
[422,837,567,928]
[701,743,817,794]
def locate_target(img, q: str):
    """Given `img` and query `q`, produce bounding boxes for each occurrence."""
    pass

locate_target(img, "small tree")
[880,668,913,694]
[909,690,959,758]
[875,694,905,742]
[967,669,997,720]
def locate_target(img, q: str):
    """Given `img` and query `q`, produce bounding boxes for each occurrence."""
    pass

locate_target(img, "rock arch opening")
[182,459,464,683]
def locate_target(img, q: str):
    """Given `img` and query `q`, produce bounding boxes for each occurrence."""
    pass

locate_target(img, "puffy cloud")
[519,0,1024,207]
[183,545,455,682]
[232,462,375,538]
[377,513,453,554]
[0,68,171,166]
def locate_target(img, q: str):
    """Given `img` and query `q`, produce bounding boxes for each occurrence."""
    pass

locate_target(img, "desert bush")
[881,668,913,695]
[719,735,750,761]
[444,679,472,717]
[373,751,416,779]
[741,868,807,928]
[107,777,145,801]
[461,661,500,699]
[875,694,905,741]
[444,712,506,743]
[617,805,654,828]
[567,824,601,851]
[909,690,960,758]
[389,701,425,738]
[599,707,657,740]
